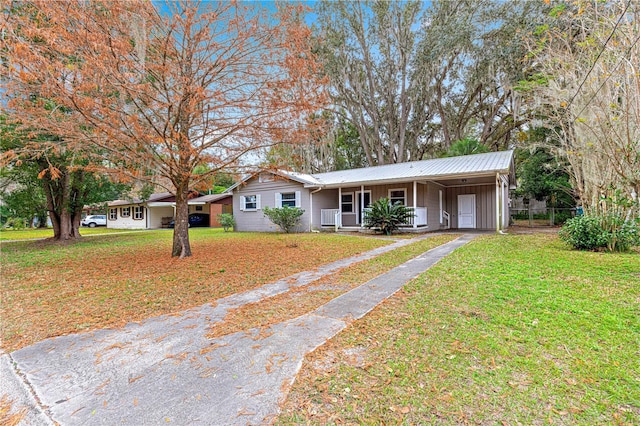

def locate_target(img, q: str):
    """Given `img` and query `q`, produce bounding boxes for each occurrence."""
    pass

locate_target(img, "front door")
[356,191,372,224]
[458,194,476,229]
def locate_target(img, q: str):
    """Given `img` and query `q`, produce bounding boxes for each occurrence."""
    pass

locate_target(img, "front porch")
[320,206,430,231]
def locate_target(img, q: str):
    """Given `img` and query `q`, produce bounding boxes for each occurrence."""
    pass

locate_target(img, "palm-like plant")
[363,197,415,235]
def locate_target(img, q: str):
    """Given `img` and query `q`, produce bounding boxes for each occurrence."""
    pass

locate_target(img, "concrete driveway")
[2,234,476,425]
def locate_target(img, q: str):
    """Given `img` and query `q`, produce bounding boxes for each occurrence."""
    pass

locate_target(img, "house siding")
[423,182,442,229]
[446,184,496,229]
[106,205,148,229]
[234,178,311,232]
[311,189,339,230]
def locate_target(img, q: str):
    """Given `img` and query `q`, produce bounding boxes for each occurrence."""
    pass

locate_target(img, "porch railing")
[362,206,427,227]
[323,206,428,228]
[442,210,450,229]
[321,209,340,226]
[409,207,427,226]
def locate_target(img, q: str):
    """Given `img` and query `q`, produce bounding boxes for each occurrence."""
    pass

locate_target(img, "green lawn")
[0,227,140,241]
[279,234,640,424]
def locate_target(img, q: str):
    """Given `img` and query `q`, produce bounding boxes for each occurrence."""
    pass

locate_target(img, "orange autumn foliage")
[4,0,328,257]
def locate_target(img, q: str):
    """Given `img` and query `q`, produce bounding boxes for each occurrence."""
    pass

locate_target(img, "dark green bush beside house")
[263,206,305,233]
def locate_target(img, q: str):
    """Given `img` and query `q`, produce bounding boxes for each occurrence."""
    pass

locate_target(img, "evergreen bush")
[216,213,236,232]
[363,198,414,236]
[263,206,304,233]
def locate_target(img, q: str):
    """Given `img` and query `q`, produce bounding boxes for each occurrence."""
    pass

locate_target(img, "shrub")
[216,213,235,232]
[263,206,304,233]
[559,194,640,252]
[3,217,27,230]
[559,215,607,251]
[598,209,640,252]
[363,197,414,236]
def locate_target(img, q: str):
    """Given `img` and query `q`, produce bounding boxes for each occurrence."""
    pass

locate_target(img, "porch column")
[309,190,313,231]
[360,185,365,227]
[413,181,417,228]
[496,173,501,232]
[500,178,509,229]
[337,187,342,231]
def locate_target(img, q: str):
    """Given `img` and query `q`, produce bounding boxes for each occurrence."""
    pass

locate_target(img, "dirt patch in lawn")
[0,232,388,352]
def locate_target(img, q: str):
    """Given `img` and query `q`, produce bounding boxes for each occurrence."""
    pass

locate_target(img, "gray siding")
[310,189,339,230]
[424,182,442,230]
[446,184,496,229]
[233,173,507,232]
[234,177,310,232]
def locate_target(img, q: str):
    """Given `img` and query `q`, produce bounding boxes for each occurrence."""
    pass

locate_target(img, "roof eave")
[303,169,511,189]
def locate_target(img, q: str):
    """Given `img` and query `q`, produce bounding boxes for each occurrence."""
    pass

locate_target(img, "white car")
[81,215,107,227]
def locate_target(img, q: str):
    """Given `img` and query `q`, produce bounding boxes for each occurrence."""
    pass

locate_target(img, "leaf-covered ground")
[207,234,460,339]
[278,234,640,425]
[0,229,389,352]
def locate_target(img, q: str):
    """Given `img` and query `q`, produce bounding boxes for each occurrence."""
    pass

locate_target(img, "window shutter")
[256,194,261,210]
[275,192,282,207]
[240,196,246,211]
[295,191,301,208]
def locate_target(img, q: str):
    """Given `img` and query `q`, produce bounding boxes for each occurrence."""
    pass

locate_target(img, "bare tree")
[316,0,432,165]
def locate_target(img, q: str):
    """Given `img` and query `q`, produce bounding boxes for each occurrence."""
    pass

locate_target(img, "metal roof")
[307,150,515,188]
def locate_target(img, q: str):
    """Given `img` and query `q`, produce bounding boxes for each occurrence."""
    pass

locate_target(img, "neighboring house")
[107,192,232,229]
[230,150,515,233]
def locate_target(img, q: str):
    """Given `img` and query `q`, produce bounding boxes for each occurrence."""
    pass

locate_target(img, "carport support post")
[413,181,417,228]
[360,185,364,228]
[496,173,501,232]
[337,187,342,232]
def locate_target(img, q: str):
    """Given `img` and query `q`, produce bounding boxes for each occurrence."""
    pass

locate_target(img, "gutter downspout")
[309,188,322,232]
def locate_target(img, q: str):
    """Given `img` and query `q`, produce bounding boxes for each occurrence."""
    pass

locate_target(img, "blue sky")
[153,1,320,26]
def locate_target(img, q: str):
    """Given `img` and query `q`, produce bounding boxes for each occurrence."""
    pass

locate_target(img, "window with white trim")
[276,191,301,208]
[389,189,406,206]
[281,192,296,207]
[241,194,260,211]
[341,193,354,213]
[133,206,144,220]
[121,207,131,218]
[109,208,117,220]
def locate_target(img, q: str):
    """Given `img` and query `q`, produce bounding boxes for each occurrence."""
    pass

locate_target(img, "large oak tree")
[4,0,324,256]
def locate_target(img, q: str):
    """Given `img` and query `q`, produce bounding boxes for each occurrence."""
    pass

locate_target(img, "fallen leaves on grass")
[1,231,387,351]
[205,234,459,340]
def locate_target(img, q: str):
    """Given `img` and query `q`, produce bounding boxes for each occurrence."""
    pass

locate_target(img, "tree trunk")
[172,184,192,258]
[41,165,83,241]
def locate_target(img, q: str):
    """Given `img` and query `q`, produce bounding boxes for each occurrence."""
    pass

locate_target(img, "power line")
[564,0,632,112]
[572,28,640,121]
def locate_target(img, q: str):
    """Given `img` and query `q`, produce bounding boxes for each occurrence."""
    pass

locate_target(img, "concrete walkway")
[2,233,476,425]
